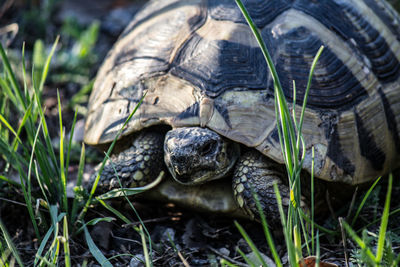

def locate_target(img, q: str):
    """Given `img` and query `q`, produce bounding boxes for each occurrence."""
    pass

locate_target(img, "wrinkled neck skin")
[164,127,240,185]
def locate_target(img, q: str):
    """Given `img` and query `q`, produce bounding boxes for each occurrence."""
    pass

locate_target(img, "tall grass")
[0,38,77,265]
[0,38,155,265]
[234,0,324,265]
[234,1,399,266]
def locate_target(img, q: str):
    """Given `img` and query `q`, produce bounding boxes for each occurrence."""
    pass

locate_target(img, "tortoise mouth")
[173,167,230,185]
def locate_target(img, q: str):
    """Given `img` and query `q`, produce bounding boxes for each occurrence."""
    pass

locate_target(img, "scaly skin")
[232,150,293,224]
[88,131,165,194]
[89,127,300,224]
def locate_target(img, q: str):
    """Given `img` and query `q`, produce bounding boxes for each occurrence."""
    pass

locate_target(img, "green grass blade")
[293,225,303,263]
[35,217,57,266]
[0,218,25,267]
[0,114,22,144]
[22,42,28,100]
[274,94,288,168]
[25,122,44,241]
[316,230,320,267]
[292,80,297,124]
[351,176,382,226]
[298,209,336,235]
[63,216,71,267]
[139,224,152,267]
[376,173,392,263]
[236,248,256,267]
[48,206,62,265]
[311,147,315,254]
[96,199,132,225]
[252,191,282,267]
[273,183,297,266]
[65,110,77,173]
[0,42,25,110]
[71,143,86,223]
[52,239,60,266]
[33,90,59,184]
[353,208,400,234]
[220,259,238,267]
[0,138,28,173]
[11,102,33,152]
[296,45,324,140]
[234,222,265,266]
[83,226,113,267]
[0,77,18,108]
[0,175,20,187]
[38,36,59,93]
[57,90,68,213]
[341,219,377,263]
[95,172,164,200]
[391,252,400,267]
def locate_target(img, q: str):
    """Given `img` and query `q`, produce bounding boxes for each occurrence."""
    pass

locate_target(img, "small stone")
[218,247,230,256]
[241,176,247,183]
[144,155,150,161]
[242,167,248,174]
[90,221,112,250]
[130,254,145,267]
[245,251,276,267]
[161,227,175,243]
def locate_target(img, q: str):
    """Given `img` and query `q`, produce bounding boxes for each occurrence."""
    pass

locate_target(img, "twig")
[346,187,358,220]
[177,249,191,267]
[207,246,248,267]
[338,217,349,267]
[110,231,143,246]
[122,216,172,228]
[326,190,337,220]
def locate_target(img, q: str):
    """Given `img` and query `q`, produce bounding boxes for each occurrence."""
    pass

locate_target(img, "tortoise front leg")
[232,150,296,225]
[88,131,165,194]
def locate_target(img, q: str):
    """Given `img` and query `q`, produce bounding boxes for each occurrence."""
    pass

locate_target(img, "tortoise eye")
[199,141,216,156]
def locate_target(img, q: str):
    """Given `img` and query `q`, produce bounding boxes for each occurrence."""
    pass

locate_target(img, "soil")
[1,0,400,266]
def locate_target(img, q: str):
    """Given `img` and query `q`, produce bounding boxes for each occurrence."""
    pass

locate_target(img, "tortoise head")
[164,127,240,185]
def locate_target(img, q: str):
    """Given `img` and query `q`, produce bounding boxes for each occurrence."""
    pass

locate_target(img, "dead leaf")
[299,256,338,267]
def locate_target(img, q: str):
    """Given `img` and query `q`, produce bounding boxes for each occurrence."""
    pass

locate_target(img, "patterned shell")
[85,0,400,185]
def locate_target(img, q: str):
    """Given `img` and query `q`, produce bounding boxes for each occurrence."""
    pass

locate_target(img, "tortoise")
[84,0,400,222]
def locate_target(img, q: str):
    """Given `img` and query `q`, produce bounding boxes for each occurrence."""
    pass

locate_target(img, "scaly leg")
[87,131,165,194]
[233,150,301,225]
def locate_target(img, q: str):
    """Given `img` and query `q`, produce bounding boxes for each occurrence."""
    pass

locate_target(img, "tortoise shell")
[84,0,400,185]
